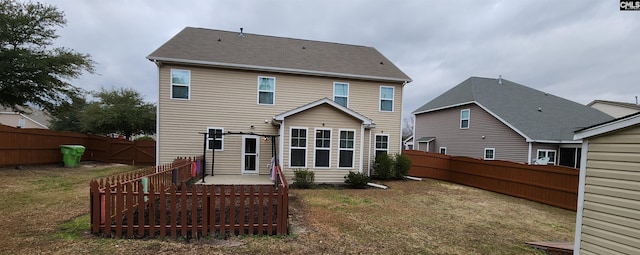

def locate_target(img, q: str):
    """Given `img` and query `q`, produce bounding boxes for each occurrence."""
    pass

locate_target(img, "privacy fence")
[403,150,579,211]
[0,124,155,166]
[89,157,290,238]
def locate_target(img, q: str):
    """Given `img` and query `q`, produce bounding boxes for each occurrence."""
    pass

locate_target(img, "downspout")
[154,60,161,169]
[367,130,372,176]
[279,119,285,169]
[573,140,589,254]
[359,124,365,173]
[527,142,532,164]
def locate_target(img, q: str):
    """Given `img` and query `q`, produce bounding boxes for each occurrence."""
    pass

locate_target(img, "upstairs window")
[314,129,331,168]
[334,82,349,107]
[171,69,190,99]
[258,76,275,105]
[380,86,394,112]
[207,127,224,150]
[460,109,470,129]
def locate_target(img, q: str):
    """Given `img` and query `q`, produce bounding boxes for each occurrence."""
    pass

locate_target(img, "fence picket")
[180,183,187,237]
[248,185,254,235]
[267,185,274,235]
[238,185,245,235]
[137,182,145,237]
[170,185,177,238]
[229,185,236,236]
[257,185,264,235]
[126,183,134,237]
[115,184,123,238]
[149,184,156,238]
[201,186,208,237]
[159,183,166,237]
[219,185,226,236]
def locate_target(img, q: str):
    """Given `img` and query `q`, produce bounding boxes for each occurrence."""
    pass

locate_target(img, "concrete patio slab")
[194,174,273,185]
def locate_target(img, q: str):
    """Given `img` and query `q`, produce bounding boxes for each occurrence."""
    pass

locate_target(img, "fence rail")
[0,124,155,166]
[90,158,289,238]
[403,150,579,211]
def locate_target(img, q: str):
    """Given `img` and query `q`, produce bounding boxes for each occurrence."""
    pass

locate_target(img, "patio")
[194,174,274,185]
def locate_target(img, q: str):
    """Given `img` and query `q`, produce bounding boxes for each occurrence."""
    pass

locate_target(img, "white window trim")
[536,149,557,164]
[439,147,447,154]
[333,82,349,107]
[170,69,191,100]
[313,128,332,168]
[338,129,356,169]
[257,76,276,105]
[374,134,390,157]
[289,127,308,168]
[460,109,470,129]
[206,127,224,151]
[484,148,495,160]
[379,86,394,112]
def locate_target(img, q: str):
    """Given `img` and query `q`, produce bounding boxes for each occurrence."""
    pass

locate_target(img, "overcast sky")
[42,0,640,117]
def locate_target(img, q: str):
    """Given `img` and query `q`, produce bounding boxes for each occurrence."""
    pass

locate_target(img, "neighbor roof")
[147,27,412,83]
[587,99,640,111]
[412,77,614,142]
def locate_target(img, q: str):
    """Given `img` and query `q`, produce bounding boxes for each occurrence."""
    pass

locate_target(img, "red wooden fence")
[90,158,289,238]
[404,150,579,211]
[0,124,155,166]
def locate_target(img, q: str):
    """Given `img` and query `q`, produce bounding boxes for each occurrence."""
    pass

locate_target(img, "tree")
[81,88,155,140]
[402,116,414,140]
[49,94,87,132]
[0,0,94,113]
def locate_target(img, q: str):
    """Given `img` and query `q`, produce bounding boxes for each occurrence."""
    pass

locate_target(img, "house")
[587,99,640,118]
[411,76,613,168]
[572,112,640,254]
[403,136,414,150]
[0,107,49,129]
[147,27,411,183]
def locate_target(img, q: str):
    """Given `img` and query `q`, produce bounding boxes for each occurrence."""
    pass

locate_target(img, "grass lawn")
[0,164,575,254]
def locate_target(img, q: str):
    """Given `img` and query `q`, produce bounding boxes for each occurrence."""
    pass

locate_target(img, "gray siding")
[414,104,529,162]
[580,125,640,254]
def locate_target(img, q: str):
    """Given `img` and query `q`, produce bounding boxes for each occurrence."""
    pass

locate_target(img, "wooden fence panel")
[404,150,579,211]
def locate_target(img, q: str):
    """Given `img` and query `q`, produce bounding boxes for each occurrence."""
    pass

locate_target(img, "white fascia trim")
[574,113,640,140]
[573,140,589,254]
[1,112,49,129]
[148,57,412,83]
[533,140,582,144]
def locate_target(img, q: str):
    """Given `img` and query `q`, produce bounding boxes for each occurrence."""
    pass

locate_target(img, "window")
[484,148,495,160]
[380,86,394,112]
[439,147,447,154]
[537,149,557,165]
[171,69,190,99]
[258,76,275,105]
[334,82,349,107]
[375,134,389,159]
[314,129,331,167]
[290,128,307,168]
[207,128,223,150]
[338,130,355,168]
[460,109,470,129]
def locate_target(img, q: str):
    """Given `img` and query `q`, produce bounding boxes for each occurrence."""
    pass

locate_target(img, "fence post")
[172,168,178,186]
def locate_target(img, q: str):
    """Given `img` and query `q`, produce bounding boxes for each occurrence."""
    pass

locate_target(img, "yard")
[0,163,575,254]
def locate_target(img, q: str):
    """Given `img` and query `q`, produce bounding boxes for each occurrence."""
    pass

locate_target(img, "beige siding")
[590,102,639,118]
[580,125,640,254]
[0,114,46,129]
[157,64,403,180]
[282,104,364,183]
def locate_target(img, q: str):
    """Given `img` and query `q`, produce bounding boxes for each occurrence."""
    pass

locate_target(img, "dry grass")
[0,164,575,255]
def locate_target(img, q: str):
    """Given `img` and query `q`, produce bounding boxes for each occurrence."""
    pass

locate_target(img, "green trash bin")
[60,145,86,167]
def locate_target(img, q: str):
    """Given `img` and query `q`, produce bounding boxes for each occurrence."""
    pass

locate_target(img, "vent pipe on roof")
[239,27,245,37]
[498,75,502,84]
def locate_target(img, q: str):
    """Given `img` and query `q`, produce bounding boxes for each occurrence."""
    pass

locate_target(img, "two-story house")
[147,27,411,183]
[412,76,612,168]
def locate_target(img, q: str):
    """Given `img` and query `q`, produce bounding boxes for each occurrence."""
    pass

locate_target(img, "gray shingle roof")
[412,77,614,142]
[147,27,411,83]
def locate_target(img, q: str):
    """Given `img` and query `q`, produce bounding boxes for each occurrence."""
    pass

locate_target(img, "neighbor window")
[258,76,275,105]
[375,134,389,159]
[380,86,394,112]
[290,128,307,168]
[460,109,470,129]
[537,149,557,165]
[206,127,224,150]
[484,148,495,160]
[334,82,349,107]
[439,147,447,154]
[171,69,190,99]
[338,130,355,168]
[314,129,331,167]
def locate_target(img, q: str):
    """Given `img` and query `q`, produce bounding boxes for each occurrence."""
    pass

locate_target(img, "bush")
[372,153,394,180]
[344,171,370,189]
[292,169,314,189]
[394,153,412,179]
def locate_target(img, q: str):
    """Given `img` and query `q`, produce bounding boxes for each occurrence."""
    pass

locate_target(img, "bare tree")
[402,116,414,140]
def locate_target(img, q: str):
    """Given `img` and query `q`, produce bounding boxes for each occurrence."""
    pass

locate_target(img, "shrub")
[292,169,314,189]
[372,153,394,180]
[393,153,412,179]
[344,171,370,189]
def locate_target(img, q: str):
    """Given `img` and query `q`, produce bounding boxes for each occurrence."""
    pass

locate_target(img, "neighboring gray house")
[573,112,640,254]
[587,99,640,118]
[412,77,613,168]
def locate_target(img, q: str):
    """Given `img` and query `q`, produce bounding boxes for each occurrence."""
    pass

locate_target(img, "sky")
[41,0,640,118]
